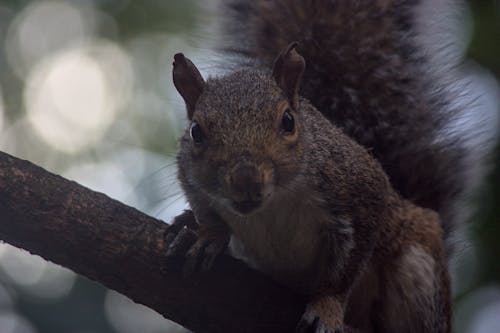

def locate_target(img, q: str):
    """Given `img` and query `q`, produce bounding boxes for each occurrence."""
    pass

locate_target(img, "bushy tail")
[221,0,470,240]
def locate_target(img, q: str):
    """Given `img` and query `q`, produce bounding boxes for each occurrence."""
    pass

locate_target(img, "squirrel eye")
[190,121,204,144]
[281,109,295,134]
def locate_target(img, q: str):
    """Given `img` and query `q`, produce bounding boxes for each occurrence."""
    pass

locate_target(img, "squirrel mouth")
[231,200,262,215]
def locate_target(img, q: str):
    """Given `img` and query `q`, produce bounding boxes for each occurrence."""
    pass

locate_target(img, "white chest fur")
[217,195,328,288]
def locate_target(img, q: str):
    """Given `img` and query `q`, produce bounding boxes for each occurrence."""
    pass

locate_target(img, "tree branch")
[0,151,305,333]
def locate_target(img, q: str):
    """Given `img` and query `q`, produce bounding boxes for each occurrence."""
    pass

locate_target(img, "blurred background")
[0,0,498,332]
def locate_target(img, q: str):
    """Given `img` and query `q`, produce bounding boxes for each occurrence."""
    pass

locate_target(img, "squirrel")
[164,0,471,332]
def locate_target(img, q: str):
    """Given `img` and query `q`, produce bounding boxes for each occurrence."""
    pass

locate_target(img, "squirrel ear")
[173,53,205,120]
[272,42,305,109]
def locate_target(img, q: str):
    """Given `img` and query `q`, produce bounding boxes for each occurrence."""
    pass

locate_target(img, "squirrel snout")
[228,165,263,200]
[226,163,269,214]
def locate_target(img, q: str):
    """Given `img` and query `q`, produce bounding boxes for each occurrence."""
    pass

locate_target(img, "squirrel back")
[221,0,469,244]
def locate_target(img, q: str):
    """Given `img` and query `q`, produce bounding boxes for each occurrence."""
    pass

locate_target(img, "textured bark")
[0,151,306,333]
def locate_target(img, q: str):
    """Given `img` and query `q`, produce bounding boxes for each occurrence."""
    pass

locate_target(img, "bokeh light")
[5,1,96,79]
[0,244,75,300]
[24,41,132,153]
[0,282,14,309]
[104,291,185,333]
[62,155,138,205]
[0,244,46,286]
[468,298,500,333]
[0,85,4,132]
[0,311,37,333]
[455,285,500,333]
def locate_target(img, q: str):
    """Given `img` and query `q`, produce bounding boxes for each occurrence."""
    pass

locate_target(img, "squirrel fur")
[167,1,471,332]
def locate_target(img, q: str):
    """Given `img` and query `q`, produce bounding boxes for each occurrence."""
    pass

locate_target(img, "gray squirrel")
[165,1,475,332]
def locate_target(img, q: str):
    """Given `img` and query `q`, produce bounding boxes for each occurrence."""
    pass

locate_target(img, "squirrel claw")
[165,226,197,258]
[296,316,320,333]
[296,296,347,333]
[183,238,206,276]
[295,316,356,333]
[164,210,198,247]
[162,210,198,274]
[201,240,227,270]
[183,234,229,276]
[161,224,197,275]
[295,316,336,333]
[162,210,229,276]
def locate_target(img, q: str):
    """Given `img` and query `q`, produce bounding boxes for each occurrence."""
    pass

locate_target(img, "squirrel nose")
[228,164,263,202]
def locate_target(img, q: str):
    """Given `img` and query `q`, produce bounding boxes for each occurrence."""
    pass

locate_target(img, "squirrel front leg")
[164,209,230,275]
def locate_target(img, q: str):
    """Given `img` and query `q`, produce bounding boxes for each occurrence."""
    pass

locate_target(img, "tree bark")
[0,151,306,333]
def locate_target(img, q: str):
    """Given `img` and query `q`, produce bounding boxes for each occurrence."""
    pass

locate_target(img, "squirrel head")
[173,43,307,216]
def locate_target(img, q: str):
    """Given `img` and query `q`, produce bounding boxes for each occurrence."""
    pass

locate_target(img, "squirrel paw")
[183,229,229,276]
[295,297,345,333]
[164,210,198,245]
[162,210,229,276]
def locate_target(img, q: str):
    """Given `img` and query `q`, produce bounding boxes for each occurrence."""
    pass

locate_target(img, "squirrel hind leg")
[374,244,451,333]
